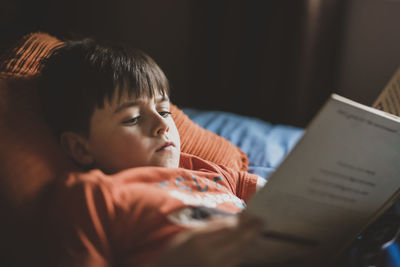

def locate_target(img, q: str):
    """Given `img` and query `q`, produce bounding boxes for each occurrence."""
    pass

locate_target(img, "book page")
[373,67,400,116]
[245,95,400,265]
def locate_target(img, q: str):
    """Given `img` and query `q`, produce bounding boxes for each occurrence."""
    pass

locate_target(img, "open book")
[244,68,400,265]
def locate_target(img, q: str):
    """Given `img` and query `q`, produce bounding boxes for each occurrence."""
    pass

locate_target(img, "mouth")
[156,142,175,152]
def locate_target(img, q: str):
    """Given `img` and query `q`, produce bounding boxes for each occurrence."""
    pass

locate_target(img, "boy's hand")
[149,213,264,267]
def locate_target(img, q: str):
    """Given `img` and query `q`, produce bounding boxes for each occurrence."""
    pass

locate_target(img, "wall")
[338,0,400,106]
[1,0,354,127]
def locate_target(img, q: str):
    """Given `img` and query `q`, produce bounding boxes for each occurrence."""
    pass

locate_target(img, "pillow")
[0,78,76,210]
[0,32,248,209]
[0,32,63,78]
[171,104,248,172]
[0,33,73,211]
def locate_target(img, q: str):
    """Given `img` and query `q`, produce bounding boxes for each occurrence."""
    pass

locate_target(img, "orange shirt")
[44,153,258,267]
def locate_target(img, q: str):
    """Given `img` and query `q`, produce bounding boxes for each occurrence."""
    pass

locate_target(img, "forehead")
[91,89,169,124]
[104,88,168,115]
[107,84,168,106]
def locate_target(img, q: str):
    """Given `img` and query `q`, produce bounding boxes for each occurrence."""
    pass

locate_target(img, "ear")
[60,132,94,166]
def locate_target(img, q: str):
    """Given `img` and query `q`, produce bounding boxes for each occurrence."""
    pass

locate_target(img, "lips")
[156,142,175,152]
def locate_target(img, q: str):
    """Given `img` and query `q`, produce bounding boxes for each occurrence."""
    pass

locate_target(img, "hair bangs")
[100,47,169,105]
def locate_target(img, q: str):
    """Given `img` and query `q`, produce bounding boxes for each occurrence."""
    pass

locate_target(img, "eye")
[159,111,172,118]
[122,116,141,125]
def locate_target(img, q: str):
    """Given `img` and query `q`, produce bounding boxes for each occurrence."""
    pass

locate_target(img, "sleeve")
[180,153,258,202]
[45,175,117,267]
[215,164,258,202]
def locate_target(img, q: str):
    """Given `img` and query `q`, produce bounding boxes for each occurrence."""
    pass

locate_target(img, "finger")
[212,216,263,247]
[167,216,263,266]
[200,224,262,266]
[169,217,237,245]
[238,212,265,229]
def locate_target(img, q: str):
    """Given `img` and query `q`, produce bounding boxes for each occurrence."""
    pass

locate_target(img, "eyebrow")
[114,95,170,113]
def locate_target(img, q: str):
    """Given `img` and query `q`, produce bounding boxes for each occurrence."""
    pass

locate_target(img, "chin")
[156,157,180,168]
[162,161,179,168]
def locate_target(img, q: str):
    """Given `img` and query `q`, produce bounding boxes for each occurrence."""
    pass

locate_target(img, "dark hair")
[38,38,169,137]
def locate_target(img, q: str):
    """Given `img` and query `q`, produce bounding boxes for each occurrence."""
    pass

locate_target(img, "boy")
[38,39,266,267]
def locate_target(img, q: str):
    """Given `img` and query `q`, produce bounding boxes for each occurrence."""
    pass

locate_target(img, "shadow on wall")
[337,0,400,108]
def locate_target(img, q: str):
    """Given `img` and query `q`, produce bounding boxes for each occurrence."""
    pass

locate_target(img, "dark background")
[1,0,400,127]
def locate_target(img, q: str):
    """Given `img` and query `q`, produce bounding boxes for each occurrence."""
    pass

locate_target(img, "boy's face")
[85,89,180,173]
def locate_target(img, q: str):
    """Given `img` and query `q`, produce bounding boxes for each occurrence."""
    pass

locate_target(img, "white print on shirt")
[158,175,229,194]
[168,190,246,209]
[167,206,235,227]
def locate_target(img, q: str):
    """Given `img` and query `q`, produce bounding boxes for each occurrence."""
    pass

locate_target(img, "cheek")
[92,129,143,158]
[169,122,181,147]
[91,130,151,171]
[110,131,146,153]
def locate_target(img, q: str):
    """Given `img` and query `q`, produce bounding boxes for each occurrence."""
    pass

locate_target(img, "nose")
[152,114,170,136]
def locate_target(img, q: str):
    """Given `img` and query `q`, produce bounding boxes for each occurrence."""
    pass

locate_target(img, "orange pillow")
[171,104,248,171]
[0,78,76,210]
[0,32,248,208]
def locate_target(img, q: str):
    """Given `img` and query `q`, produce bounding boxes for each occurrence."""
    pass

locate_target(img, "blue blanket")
[182,108,304,179]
